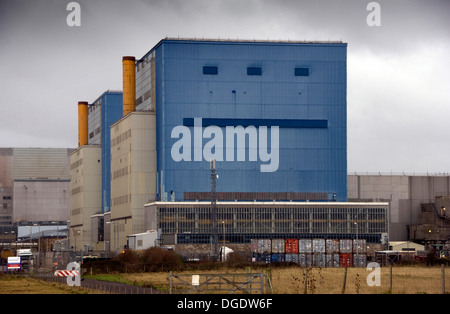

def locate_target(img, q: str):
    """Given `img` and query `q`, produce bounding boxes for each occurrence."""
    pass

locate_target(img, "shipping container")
[299,239,312,253]
[263,239,272,254]
[285,239,299,253]
[313,239,326,253]
[285,253,299,264]
[326,254,340,267]
[313,253,326,267]
[271,239,285,254]
[340,239,353,253]
[353,254,367,267]
[326,239,340,254]
[256,239,264,253]
[353,239,367,254]
[339,253,353,267]
[251,239,258,253]
[271,253,285,263]
[254,253,272,263]
[299,253,312,267]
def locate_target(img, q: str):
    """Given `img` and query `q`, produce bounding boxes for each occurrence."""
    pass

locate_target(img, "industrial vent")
[295,67,309,76]
[203,66,218,75]
[247,67,262,76]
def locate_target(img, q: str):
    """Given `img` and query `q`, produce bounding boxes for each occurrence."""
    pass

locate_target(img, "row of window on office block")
[252,253,367,268]
[251,238,367,255]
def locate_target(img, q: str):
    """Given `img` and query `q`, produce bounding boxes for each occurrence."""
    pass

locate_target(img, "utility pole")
[210,159,218,261]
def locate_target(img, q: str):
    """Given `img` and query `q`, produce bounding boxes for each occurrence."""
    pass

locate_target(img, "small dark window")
[247,67,262,76]
[203,66,218,75]
[295,67,309,76]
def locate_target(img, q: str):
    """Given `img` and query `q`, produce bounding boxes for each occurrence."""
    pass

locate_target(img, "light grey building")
[348,173,450,241]
[0,147,74,242]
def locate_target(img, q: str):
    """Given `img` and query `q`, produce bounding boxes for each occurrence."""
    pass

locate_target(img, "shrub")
[140,247,183,271]
[115,249,140,265]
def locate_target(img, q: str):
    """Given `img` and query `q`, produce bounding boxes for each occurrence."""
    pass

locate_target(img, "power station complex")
[2,38,449,262]
[70,38,390,257]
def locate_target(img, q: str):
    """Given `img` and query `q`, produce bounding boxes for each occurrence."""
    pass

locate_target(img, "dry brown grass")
[121,265,450,294]
[0,276,80,294]
[1,265,448,294]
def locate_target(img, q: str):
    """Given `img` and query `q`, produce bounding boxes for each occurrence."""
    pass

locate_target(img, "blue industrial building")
[136,39,348,202]
[72,39,390,253]
[87,91,123,213]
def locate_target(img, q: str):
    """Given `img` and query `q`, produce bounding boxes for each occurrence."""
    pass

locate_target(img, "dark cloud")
[0,0,449,172]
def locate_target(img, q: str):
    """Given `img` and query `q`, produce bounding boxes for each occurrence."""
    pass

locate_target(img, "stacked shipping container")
[251,238,368,267]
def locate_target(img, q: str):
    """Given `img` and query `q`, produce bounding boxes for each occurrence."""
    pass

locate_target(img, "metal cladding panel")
[13,180,71,222]
[12,148,71,180]
[0,148,13,188]
[88,101,101,145]
[100,92,123,213]
[154,40,347,201]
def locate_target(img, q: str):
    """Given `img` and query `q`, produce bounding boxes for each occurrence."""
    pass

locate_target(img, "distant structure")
[348,173,450,250]
[0,147,72,245]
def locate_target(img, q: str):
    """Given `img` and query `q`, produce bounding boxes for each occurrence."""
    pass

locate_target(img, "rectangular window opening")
[247,67,262,76]
[295,67,309,76]
[203,66,218,75]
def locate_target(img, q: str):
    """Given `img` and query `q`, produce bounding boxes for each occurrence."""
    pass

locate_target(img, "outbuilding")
[127,230,158,250]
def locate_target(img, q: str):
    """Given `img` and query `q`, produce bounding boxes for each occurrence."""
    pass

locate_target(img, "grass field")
[1,265,448,294]
[119,265,449,294]
[0,276,84,294]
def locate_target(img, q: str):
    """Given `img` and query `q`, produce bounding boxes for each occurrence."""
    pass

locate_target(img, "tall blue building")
[87,91,123,213]
[136,39,347,202]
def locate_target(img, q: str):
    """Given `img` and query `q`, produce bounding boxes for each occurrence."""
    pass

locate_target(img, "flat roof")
[145,201,389,207]
[137,37,347,65]
[163,37,345,44]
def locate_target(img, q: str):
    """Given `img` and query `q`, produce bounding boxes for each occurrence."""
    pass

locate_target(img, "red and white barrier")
[54,270,79,277]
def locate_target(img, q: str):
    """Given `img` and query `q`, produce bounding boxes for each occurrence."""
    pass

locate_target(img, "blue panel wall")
[100,91,123,213]
[154,40,347,201]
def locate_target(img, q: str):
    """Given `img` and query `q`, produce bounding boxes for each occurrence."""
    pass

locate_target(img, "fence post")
[303,268,308,294]
[389,265,393,294]
[265,269,272,293]
[341,268,347,294]
[169,271,173,294]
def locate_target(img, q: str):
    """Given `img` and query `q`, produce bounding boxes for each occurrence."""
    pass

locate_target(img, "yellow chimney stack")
[122,56,136,116]
[78,101,89,147]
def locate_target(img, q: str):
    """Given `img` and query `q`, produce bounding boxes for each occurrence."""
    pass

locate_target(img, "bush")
[115,249,140,265]
[140,247,183,272]
[225,252,252,268]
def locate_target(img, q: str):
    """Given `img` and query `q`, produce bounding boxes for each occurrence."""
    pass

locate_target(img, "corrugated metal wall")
[100,91,123,213]
[153,40,347,201]
[12,148,72,180]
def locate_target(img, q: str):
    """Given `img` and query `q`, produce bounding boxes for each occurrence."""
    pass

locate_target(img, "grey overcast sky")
[0,0,449,173]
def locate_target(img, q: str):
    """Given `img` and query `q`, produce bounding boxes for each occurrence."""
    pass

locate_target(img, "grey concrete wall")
[348,174,450,241]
